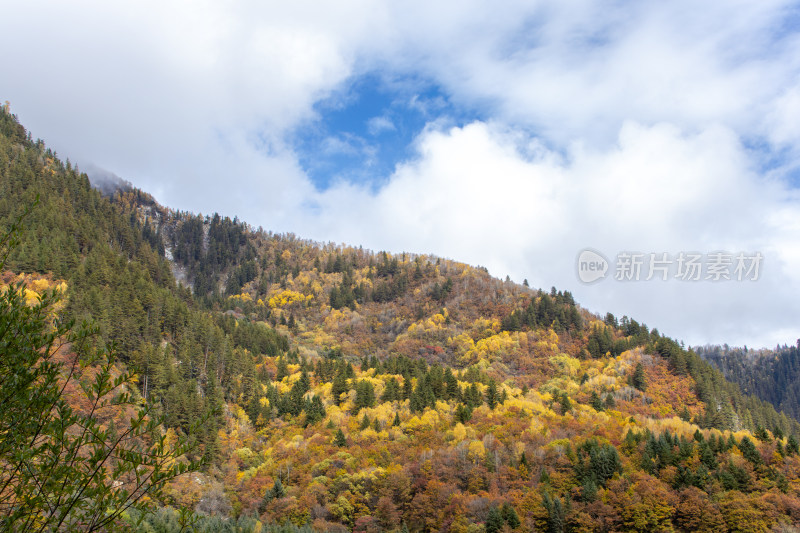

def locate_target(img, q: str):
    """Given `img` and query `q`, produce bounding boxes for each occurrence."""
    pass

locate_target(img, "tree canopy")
[0,211,201,531]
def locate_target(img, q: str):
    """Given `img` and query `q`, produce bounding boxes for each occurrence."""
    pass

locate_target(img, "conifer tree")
[501,502,521,528]
[381,377,400,402]
[485,506,504,533]
[354,380,376,413]
[331,373,349,406]
[559,392,572,413]
[590,391,604,411]
[631,362,647,391]
[271,478,285,499]
[276,356,289,381]
[542,493,566,533]
[486,379,498,409]
[788,435,800,455]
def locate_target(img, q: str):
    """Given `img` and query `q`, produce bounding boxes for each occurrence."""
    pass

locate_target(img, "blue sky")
[292,74,484,190]
[2,0,800,348]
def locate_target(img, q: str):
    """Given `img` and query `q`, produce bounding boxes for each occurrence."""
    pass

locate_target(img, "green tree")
[738,436,762,465]
[334,429,347,447]
[354,379,376,414]
[519,451,530,471]
[275,356,289,381]
[331,373,349,406]
[0,214,201,531]
[485,506,504,533]
[456,403,473,423]
[486,379,498,409]
[381,377,400,402]
[631,362,647,392]
[787,435,799,455]
[604,393,616,408]
[590,391,604,411]
[271,477,285,499]
[542,492,566,533]
[501,502,521,528]
[559,392,572,414]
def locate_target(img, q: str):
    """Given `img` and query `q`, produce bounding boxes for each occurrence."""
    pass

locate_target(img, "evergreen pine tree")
[520,451,529,470]
[604,393,615,408]
[276,356,289,381]
[739,436,762,465]
[354,379,376,413]
[334,428,347,447]
[271,477,285,499]
[381,377,400,402]
[444,368,460,400]
[485,506,504,533]
[590,391,603,411]
[486,379,498,409]
[331,373,349,405]
[501,502,521,528]
[559,392,572,414]
[788,435,800,455]
[542,493,566,533]
[402,376,413,400]
[631,362,647,391]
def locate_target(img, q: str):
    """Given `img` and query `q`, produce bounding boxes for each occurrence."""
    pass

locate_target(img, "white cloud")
[367,116,396,135]
[320,136,360,156]
[765,83,800,150]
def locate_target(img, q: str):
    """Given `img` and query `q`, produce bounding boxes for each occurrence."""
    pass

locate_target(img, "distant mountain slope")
[697,343,800,422]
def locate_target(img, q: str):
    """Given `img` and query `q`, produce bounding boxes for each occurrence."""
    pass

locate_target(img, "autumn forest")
[4,106,800,532]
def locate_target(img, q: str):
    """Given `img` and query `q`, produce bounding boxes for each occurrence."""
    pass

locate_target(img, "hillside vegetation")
[3,106,800,532]
[698,343,800,423]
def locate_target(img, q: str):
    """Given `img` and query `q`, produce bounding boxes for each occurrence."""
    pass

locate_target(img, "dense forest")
[4,105,800,531]
[697,343,800,422]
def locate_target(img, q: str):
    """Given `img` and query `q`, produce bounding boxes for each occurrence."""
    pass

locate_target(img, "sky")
[2,0,800,349]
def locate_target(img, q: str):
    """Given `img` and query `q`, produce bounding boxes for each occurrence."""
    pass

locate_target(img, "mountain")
[3,106,800,532]
[697,343,800,423]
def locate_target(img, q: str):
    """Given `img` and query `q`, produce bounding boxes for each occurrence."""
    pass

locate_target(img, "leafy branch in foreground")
[0,207,203,532]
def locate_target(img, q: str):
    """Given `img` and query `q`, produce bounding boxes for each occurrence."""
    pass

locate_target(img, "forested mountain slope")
[3,106,800,532]
[698,343,800,422]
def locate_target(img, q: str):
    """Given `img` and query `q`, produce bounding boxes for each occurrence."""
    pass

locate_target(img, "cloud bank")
[2,0,799,347]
